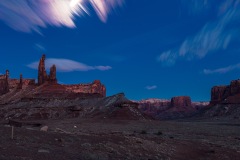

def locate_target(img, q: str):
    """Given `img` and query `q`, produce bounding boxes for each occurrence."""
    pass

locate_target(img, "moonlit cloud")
[204,63,240,74]
[27,58,112,72]
[0,0,123,33]
[158,0,240,66]
[145,85,157,90]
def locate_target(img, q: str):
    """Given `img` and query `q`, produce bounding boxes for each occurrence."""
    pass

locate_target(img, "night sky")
[0,0,240,101]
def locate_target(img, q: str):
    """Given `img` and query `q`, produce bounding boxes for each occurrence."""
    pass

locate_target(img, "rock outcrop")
[210,86,229,105]
[38,55,57,85]
[17,74,23,89]
[137,96,206,120]
[0,93,144,120]
[0,70,9,95]
[38,54,48,85]
[49,64,57,84]
[210,79,240,105]
[171,96,191,108]
[0,54,106,101]
[230,80,240,95]
[198,79,240,119]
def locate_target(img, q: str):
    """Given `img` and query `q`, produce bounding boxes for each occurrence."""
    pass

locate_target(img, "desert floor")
[0,118,240,160]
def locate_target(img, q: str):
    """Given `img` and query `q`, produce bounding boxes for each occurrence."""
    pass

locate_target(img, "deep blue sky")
[0,0,240,101]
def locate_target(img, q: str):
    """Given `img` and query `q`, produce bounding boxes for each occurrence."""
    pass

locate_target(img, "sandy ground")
[0,118,240,160]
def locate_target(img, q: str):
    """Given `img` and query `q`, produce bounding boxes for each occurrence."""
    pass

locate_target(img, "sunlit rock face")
[36,54,106,97]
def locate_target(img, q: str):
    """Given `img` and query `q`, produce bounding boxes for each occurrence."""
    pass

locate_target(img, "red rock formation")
[171,96,191,107]
[49,65,57,84]
[5,70,9,80]
[17,74,23,89]
[210,86,229,105]
[102,85,106,97]
[38,55,58,85]
[35,54,107,97]
[0,54,106,98]
[230,80,240,95]
[64,80,106,97]
[210,79,240,105]
[0,70,9,95]
[38,54,48,85]
[5,70,9,93]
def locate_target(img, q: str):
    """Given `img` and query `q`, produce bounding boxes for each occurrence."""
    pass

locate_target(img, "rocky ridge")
[0,93,145,120]
[137,96,209,120]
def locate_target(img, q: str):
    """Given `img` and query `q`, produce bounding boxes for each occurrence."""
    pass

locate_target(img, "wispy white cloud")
[182,0,212,15]
[27,58,112,72]
[158,0,240,66]
[157,50,177,66]
[0,0,123,33]
[145,85,157,90]
[34,43,46,52]
[203,63,240,74]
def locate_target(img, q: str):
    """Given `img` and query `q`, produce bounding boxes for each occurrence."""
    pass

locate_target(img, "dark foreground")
[0,118,240,160]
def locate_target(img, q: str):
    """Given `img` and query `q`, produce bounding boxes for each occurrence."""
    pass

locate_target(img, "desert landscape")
[1,1,240,159]
[0,55,239,160]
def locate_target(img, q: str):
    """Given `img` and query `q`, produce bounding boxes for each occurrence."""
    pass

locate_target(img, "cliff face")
[200,79,240,119]
[210,80,240,105]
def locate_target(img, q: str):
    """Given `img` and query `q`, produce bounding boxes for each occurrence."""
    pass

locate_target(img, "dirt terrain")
[0,118,240,160]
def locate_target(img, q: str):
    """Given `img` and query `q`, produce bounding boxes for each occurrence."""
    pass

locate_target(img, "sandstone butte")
[0,54,106,101]
[210,79,240,105]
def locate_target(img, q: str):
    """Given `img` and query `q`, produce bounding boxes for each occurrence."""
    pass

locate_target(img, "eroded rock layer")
[0,54,106,101]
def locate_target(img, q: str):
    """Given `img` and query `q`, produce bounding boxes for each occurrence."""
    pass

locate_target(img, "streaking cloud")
[0,0,123,32]
[27,58,112,72]
[145,85,157,90]
[158,0,240,66]
[203,63,240,74]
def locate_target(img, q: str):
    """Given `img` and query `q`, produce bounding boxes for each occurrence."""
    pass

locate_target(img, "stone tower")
[49,64,57,84]
[38,54,48,85]
[5,70,9,80]
[5,70,9,92]
[17,73,23,89]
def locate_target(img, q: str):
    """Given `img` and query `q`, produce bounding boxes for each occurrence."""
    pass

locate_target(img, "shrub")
[140,130,147,134]
[156,131,163,135]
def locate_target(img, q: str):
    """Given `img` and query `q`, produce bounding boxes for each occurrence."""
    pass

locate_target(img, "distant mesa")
[136,79,240,120]
[137,96,208,120]
[0,54,106,100]
[170,96,191,108]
